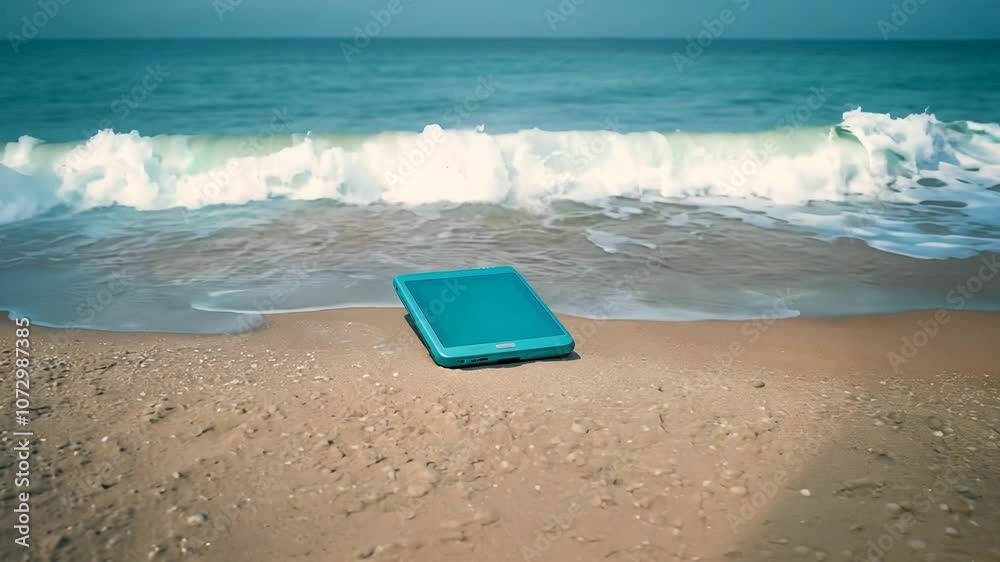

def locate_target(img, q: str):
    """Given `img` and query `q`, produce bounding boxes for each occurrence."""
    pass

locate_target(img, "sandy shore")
[1,309,999,562]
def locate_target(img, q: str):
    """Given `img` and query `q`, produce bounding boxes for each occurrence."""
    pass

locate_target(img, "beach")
[3,309,998,562]
[3,37,1000,562]
[5,41,1000,333]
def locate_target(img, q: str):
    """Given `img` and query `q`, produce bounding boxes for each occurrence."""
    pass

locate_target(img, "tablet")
[393,266,575,368]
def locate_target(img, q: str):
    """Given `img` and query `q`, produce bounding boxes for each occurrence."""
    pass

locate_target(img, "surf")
[2,109,999,259]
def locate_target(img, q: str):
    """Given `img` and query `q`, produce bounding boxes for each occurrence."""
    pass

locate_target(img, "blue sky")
[2,0,998,39]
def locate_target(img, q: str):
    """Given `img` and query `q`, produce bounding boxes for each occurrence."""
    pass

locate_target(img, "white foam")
[585,229,657,254]
[3,112,999,258]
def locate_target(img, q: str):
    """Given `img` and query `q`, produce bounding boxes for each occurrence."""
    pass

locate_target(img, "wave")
[3,110,999,247]
[585,229,657,254]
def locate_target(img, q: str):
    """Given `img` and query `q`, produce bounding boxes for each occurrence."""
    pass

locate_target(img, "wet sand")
[1,309,999,561]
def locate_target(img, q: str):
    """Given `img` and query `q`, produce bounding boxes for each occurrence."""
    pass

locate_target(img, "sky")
[2,0,999,40]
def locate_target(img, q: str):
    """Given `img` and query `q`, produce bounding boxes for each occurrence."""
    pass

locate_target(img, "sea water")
[1,39,999,333]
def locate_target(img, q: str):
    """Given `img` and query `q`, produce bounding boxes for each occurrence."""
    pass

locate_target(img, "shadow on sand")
[402,313,580,370]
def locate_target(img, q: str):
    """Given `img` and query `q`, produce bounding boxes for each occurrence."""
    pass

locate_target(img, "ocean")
[2,39,1000,333]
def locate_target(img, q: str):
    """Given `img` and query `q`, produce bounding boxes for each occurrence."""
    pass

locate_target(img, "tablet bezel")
[393,266,575,367]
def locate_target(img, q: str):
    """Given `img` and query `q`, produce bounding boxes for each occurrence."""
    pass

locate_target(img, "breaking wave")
[3,109,999,258]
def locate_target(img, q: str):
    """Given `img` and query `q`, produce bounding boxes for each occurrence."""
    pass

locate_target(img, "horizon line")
[25,36,1000,42]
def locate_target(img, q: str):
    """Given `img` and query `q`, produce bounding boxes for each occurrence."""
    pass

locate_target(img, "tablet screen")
[405,272,565,348]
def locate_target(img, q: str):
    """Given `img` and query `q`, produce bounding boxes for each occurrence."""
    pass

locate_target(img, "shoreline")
[4,306,999,375]
[1,308,998,561]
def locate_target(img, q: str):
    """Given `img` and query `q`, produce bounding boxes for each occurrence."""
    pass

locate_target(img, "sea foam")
[2,110,999,258]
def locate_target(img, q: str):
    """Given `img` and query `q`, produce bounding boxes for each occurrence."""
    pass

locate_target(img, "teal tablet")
[392,266,575,368]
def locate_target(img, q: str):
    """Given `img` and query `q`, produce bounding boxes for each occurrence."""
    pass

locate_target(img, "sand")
[1,309,999,562]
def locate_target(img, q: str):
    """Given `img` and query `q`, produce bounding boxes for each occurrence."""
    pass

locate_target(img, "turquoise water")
[2,40,1000,332]
[4,39,1000,140]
